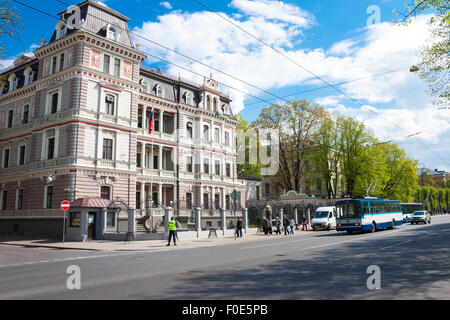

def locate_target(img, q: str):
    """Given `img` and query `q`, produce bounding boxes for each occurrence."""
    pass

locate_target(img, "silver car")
[410,211,431,224]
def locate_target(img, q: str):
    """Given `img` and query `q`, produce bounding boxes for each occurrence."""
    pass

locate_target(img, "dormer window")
[155,84,164,98]
[184,92,193,105]
[56,23,67,40]
[140,79,148,93]
[107,26,117,41]
[24,67,34,86]
[8,74,18,92]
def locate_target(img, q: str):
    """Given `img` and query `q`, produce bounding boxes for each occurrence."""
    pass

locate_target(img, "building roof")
[70,197,114,208]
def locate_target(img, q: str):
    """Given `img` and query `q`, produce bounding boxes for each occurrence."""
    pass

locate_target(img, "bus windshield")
[337,203,362,218]
[314,211,329,218]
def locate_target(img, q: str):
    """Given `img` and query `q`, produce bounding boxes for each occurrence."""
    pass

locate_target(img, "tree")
[252,100,327,193]
[0,0,23,85]
[394,0,449,106]
[234,113,262,179]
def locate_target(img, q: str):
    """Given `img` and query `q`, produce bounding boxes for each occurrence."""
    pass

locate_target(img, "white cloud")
[159,2,172,10]
[230,0,315,27]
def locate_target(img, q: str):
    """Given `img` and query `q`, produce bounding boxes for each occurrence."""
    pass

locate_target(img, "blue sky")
[1,0,449,172]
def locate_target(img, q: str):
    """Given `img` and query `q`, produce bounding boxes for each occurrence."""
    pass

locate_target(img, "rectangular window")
[256,186,260,201]
[3,149,10,168]
[114,58,120,76]
[214,194,220,209]
[52,56,57,74]
[203,125,209,141]
[70,212,81,227]
[46,186,53,209]
[102,138,113,160]
[136,153,142,168]
[105,95,115,115]
[203,159,209,174]
[103,55,110,73]
[51,93,58,114]
[7,110,13,128]
[23,105,29,124]
[203,193,209,209]
[19,145,26,166]
[16,189,23,210]
[265,183,270,195]
[1,190,7,210]
[226,195,230,210]
[101,186,111,200]
[186,193,192,209]
[225,132,230,146]
[47,137,55,160]
[186,156,193,173]
[106,211,116,228]
[226,163,231,177]
[59,53,65,72]
[215,160,220,175]
[215,128,220,143]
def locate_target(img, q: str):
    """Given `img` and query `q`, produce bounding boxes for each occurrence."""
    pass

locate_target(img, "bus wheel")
[371,222,376,233]
[346,230,353,235]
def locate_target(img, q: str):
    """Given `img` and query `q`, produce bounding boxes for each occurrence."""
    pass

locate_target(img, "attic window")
[8,74,18,92]
[56,23,66,40]
[140,79,148,93]
[155,84,164,98]
[184,92,193,105]
[107,26,117,41]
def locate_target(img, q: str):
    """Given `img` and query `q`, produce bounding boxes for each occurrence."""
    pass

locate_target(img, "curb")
[0,242,102,251]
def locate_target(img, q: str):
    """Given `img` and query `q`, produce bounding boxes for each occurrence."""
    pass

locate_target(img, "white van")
[311,206,336,231]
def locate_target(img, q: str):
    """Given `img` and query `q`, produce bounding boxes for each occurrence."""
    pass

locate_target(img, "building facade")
[0,0,244,238]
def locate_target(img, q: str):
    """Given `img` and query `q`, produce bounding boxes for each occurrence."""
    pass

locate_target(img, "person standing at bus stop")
[167,217,177,246]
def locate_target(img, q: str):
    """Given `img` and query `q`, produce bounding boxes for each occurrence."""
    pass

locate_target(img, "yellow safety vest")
[168,220,176,231]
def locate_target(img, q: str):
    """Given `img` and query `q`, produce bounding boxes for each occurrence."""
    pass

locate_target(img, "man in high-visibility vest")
[167,217,177,246]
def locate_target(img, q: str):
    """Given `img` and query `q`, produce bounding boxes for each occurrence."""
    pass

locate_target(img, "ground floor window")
[106,211,116,228]
[70,212,81,227]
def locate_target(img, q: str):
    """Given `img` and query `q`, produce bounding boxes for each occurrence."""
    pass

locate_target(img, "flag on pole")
[148,108,154,134]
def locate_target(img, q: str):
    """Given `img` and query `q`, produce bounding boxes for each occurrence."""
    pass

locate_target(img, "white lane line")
[381,239,413,251]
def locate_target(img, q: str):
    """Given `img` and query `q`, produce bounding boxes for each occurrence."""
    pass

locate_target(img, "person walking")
[302,216,308,231]
[289,217,295,235]
[167,217,177,246]
[265,203,272,220]
[283,216,290,235]
[275,216,281,235]
[236,218,243,238]
[262,217,268,235]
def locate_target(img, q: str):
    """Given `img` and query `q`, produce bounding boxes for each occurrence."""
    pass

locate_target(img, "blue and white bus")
[336,198,404,234]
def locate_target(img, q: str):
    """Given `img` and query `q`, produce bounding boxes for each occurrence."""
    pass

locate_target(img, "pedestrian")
[262,217,268,235]
[267,218,273,235]
[265,203,272,220]
[167,217,177,246]
[236,218,243,238]
[275,216,281,235]
[289,217,295,235]
[283,216,290,235]
[302,216,308,231]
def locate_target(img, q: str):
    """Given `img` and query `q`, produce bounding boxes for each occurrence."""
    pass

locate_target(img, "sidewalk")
[0,229,314,252]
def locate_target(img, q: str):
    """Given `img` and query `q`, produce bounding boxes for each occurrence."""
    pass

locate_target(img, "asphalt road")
[0,216,449,300]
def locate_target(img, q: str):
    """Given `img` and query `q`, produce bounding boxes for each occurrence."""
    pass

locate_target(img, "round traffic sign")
[61,200,70,211]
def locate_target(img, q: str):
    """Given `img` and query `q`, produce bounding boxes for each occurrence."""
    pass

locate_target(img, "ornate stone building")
[0,0,244,238]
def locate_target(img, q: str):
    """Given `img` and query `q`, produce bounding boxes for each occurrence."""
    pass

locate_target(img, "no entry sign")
[61,200,70,211]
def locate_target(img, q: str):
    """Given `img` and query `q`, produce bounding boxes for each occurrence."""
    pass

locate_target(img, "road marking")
[381,239,413,250]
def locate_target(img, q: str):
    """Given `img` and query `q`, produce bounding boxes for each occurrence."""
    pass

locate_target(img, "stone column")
[100,208,107,239]
[142,107,147,132]
[140,182,146,212]
[279,208,284,229]
[220,208,226,235]
[160,110,164,133]
[195,207,202,238]
[158,184,163,207]
[307,207,311,225]
[80,209,88,242]
[128,208,136,234]
[294,208,298,225]
[159,145,163,171]
[242,207,248,233]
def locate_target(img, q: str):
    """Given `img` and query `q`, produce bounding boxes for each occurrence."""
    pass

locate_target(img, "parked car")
[311,206,336,231]
[410,211,431,224]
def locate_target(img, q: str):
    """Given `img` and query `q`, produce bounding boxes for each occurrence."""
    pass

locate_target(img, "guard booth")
[66,198,119,242]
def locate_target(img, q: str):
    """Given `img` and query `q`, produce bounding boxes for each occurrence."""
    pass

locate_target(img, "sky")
[1,0,449,172]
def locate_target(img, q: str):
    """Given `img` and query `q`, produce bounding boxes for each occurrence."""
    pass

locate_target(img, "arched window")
[213,98,217,112]
[8,74,18,92]
[56,23,66,40]
[184,92,192,105]
[155,84,164,97]
[140,79,148,93]
[186,122,193,139]
[107,26,117,41]
[203,125,209,141]
[206,96,211,110]
[24,67,34,86]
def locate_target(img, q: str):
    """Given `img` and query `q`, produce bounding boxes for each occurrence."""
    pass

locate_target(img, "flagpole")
[149,107,154,231]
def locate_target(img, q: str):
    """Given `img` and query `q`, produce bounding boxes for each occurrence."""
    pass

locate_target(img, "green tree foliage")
[234,113,262,179]
[394,0,449,106]
[252,100,327,193]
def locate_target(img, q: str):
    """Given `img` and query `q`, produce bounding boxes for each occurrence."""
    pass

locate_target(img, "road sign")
[61,200,70,211]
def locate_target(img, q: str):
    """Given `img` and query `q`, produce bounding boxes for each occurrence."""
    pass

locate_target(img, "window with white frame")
[102,138,114,160]
[155,84,164,98]
[8,74,18,92]
[206,95,211,110]
[105,94,116,115]
[107,26,118,41]
[140,78,148,93]
[51,56,57,74]
[59,52,65,72]
[203,158,209,174]
[103,54,110,73]
[18,144,26,166]
[113,58,120,76]
[184,92,193,105]
[7,110,13,128]
[16,188,24,210]
[24,67,34,86]
[22,104,29,124]
[215,160,220,176]
[3,148,10,168]
[203,125,209,141]
[44,185,53,209]
[100,186,112,200]
[214,128,220,143]
[47,136,55,160]
[213,98,217,112]
[56,23,67,40]
[49,91,59,114]
[225,131,230,146]
[186,122,193,139]
[186,156,193,173]
[226,163,231,177]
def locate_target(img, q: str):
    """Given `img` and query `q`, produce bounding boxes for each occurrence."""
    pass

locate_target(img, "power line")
[192,0,450,166]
